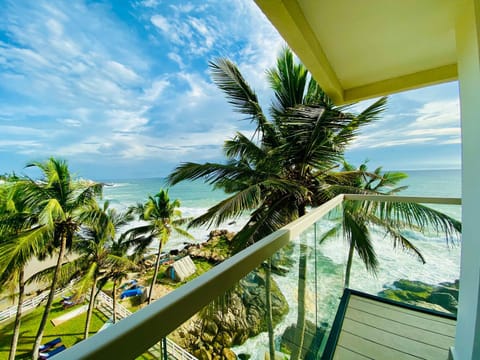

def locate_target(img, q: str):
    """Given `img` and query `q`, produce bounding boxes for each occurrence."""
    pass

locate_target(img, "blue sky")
[0,0,461,180]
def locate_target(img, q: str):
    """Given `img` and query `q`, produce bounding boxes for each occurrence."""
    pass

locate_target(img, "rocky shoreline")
[162,230,290,359]
[378,278,459,314]
[124,232,459,359]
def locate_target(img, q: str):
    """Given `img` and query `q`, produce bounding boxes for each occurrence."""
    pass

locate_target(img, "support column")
[453,0,480,359]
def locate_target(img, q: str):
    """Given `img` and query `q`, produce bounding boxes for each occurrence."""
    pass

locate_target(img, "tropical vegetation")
[320,162,461,288]
[72,201,135,338]
[0,175,39,360]
[168,48,461,359]
[122,189,193,305]
[0,48,462,360]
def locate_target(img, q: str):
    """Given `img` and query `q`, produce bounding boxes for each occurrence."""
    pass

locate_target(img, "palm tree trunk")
[112,280,118,324]
[148,243,163,305]
[32,236,67,360]
[8,270,25,360]
[84,276,98,339]
[290,242,307,360]
[344,240,355,289]
[265,259,275,360]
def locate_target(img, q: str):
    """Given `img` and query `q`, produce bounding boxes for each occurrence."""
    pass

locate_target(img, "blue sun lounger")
[120,286,143,299]
[39,344,66,359]
[39,338,61,352]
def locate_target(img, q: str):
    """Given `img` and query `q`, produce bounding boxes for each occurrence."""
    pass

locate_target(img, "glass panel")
[321,201,461,317]
[94,200,460,359]
[134,212,343,360]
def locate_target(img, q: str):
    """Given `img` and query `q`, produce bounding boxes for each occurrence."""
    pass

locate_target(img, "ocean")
[102,169,462,358]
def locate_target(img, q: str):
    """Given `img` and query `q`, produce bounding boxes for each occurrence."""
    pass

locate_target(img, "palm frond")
[375,201,461,242]
[167,161,257,186]
[189,184,263,228]
[343,210,379,273]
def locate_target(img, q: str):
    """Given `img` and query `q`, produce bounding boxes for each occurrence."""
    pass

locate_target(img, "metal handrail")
[55,195,460,359]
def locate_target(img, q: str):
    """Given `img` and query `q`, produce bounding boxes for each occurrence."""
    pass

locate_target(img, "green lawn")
[0,300,108,360]
[1,260,216,359]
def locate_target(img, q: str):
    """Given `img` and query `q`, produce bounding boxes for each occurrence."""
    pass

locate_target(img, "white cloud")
[0,140,44,154]
[58,118,82,127]
[46,18,63,37]
[351,94,461,150]
[368,137,436,148]
[0,125,50,137]
[441,138,462,145]
[105,109,150,133]
[150,15,169,33]
[170,4,196,13]
[168,52,185,68]
[105,61,140,84]
[412,100,460,128]
[56,139,103,156]
[140,0,159,8]
[405,128,460,137]
[5,0,458,178]
[142,79,170,102]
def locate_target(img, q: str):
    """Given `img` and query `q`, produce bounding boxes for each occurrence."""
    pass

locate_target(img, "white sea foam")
[102,173,461,358]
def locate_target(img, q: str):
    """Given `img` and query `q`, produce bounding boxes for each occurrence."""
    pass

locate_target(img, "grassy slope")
[1,259,216,359]
[0,301,108,360]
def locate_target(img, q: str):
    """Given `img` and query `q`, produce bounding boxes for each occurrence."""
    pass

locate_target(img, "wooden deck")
[323,289,456,360]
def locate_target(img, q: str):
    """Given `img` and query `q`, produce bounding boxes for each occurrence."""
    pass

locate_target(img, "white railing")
[166,340,198,360]
[95,290,197,360]
[0,285,73,323]
[96,291,131,320]
[54,195,461,360]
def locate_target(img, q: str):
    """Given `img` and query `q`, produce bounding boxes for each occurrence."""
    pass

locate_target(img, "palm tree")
[73,201,135,339]
[168,48,387,359]
[0,177,42,360]
[320,163,461,288]
[11,158,103,360]
[123,189,193,305]
[108,235,135,324]
[168,49,382,245]
[168,48,461,359]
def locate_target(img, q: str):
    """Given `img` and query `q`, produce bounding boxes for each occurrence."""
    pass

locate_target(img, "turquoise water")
[231,170,460,358]
[102,170,462,358]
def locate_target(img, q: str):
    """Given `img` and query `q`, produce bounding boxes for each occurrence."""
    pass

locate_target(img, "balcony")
[55,194,461,359]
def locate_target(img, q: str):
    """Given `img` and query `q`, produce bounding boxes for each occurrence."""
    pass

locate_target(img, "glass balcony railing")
[55,195,461,360]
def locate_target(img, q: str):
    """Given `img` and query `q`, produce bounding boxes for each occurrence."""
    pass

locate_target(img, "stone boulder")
[379,278,459,314]
[178,270,289,359]
[428,292,458,314]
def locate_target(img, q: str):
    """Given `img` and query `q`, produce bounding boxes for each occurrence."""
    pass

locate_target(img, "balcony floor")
[323,289,456,360]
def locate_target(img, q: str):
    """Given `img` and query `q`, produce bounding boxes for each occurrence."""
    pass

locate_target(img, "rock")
[182,269,288,358]
[393,279,433,293]
[222,348,237,360]
[378,288,429,303]
[428,292,458,314]
[194,347,212,360]
[435,285,459,300]
[201,331,215,343]
[379,278,459,314]
[414,301,450,313]
[216,331,233,347]
[204,320,219,336]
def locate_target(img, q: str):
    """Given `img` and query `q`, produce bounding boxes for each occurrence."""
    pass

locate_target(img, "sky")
[0,0,461,180]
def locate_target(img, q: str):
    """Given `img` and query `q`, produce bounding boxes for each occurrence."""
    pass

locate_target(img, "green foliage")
[0,303,108,359]
[169,48,388,251]
[321,162,461,283]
